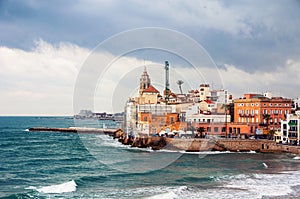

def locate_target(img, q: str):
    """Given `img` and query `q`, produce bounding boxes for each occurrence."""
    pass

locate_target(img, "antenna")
[165,61,170,104]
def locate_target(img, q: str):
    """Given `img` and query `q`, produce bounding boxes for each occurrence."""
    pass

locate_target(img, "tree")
[177,80,184,94]
[263,114,272,130]
[221,103,231,138]
[268,129,275,140]
[197,126,205,138]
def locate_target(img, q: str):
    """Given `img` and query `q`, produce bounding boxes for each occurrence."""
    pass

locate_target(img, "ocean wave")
[216,170,300,198]
[34,180,77,194]
[293,156,300,160]
[145,186,188,199]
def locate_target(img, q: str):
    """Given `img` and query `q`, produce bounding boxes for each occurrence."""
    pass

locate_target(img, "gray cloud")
[1,0,300,114]
[1,0,300,73]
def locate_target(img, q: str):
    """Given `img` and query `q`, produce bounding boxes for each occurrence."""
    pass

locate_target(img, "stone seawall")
[115,134,300,155]
[28,127,300,155]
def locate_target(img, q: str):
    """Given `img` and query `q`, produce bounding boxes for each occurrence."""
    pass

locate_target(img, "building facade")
[234,94,292,134]
[281,111,300,145]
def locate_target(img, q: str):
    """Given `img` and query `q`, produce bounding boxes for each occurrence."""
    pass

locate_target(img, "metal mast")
[165,61,170,104]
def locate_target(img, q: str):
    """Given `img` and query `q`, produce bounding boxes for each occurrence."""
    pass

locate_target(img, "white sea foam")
[24,129,29,132]
[293,156,300,160]
[36,180,77,194]
[219,171,300,198]
[146,191,177,199]
[145,186,187,199]
[120,171,300,199]
[262,162,268,168]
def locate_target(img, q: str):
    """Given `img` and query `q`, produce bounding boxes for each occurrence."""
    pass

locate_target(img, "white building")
[187,113,230,123]
[199,84,210,101]
[292,97,300,110]
[281,111,300,145]
[198,84,232,105]
[124,99,138,135]
[263,92,273,99]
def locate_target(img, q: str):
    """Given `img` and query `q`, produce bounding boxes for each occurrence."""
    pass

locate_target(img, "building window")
[283,124,287,130]
[170,117,174,123]
[256,118,259,123]
[251,103,254,107]
[280,110,282,114]
[207,127,211,132]
[214,127,218,132]
[222,127,226,132]
[270,110,273,114]
[263,109,267,114]
[256,103,259,107]
[285,110,289,115]
[255,110,259,115]
[270,103,272,107]
[144,116,148,121]
[283,130,287,136]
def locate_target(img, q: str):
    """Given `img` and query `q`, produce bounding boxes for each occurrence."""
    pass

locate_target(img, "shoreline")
[28,127,300,155]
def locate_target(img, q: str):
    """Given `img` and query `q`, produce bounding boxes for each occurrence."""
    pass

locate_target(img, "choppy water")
[0,117,299,199]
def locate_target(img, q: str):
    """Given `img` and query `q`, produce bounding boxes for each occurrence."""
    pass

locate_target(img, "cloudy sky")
[1,0,300,115]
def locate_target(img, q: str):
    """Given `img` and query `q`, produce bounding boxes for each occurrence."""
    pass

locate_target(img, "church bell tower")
[139,67,151,95]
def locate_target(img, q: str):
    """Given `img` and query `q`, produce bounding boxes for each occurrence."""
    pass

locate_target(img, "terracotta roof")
[203,100,214,104]
[143,85,160,93]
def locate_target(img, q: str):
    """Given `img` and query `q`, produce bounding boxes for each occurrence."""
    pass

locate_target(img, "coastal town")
[123,62,300,146]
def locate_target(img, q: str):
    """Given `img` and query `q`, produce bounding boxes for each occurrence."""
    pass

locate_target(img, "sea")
[0,116,300,199]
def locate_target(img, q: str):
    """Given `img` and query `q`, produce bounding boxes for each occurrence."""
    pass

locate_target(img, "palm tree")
[221,103,231,138]
[268,129,275,140]
[263,114,272,130]
[177,80,184,94]
[197,126,205,138]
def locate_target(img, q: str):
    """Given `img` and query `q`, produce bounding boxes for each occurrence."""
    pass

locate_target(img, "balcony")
[259,123,268,127]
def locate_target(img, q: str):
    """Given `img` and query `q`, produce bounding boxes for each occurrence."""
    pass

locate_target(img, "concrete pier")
[28,127,119,136]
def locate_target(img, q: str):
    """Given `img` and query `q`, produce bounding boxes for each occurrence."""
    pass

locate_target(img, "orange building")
[191,122,256,138]
[234,94,292,132]
[138,112,185,135]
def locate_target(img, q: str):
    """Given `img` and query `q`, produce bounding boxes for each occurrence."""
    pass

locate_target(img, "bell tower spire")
[139,66,151,95]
